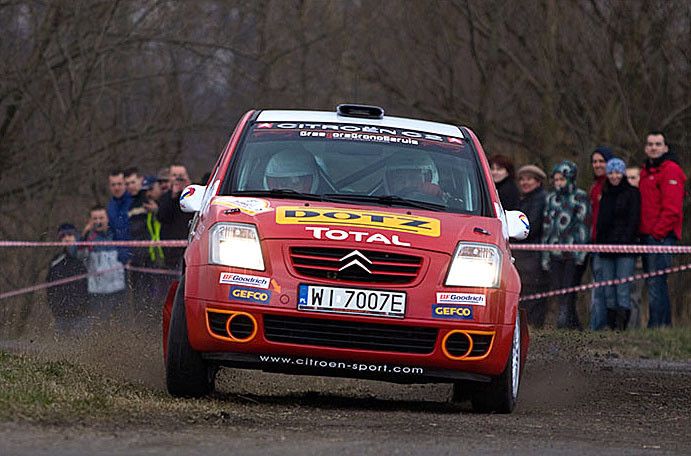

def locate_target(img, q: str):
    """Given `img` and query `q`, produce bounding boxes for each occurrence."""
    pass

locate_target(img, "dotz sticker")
[228,286,272,304]
[276,207,440,237]
[436,292,486,306]
[213,197,273,216]
[219,273,270,289]
[432,305,474,320]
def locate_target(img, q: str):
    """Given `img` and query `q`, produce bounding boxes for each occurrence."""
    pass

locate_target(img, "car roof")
[255,110,465,139]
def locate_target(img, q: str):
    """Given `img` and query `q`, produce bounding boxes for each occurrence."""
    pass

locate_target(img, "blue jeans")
[589,253,607,331]
[641,235,675,327]
[599,255,635,310]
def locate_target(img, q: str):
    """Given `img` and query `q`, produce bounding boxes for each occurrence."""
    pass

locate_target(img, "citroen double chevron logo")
[338,250,372,274]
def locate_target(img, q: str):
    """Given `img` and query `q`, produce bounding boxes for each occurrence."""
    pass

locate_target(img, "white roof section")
[256,110,465,138]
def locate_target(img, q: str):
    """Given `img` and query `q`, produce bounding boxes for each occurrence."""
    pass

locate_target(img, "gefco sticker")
[212,197,273,216]
[276,207,440,237]
[256,122,464,144]
[228,286,272,304]
[432,305,473,320]
[219,273,270,289]
[436,292,486,306]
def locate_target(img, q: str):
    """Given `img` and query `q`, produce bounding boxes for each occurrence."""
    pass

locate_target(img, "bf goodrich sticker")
[220,273,270,289]
[436,292,486,306]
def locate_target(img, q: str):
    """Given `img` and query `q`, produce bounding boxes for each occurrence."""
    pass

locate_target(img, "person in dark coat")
[588,145,615,330]
[157,165,194,271]
[125,168,153,310]
[513,165,549,327]
[106,170,134,265]
[47,223,89,335]
[595,158,641,330]
[489,154,520,210]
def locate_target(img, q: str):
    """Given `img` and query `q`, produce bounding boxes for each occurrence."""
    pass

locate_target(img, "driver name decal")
[276,206,440,237]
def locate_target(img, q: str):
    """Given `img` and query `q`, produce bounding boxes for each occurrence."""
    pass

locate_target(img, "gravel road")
[1,329,690,456]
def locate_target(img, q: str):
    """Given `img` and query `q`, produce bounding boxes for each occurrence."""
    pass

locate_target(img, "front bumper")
[185,295,515,380]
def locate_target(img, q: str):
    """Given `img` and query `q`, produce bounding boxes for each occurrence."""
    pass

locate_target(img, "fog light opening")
[225,312,258,343]
[442,330,473,360]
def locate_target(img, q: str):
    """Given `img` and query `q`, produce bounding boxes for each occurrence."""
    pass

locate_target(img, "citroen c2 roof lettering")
[163,104,531,414]
[256,110,465,139]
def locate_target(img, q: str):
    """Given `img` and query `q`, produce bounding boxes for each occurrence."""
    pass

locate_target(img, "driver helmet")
[383,152,439,193]
[264,149,319,193]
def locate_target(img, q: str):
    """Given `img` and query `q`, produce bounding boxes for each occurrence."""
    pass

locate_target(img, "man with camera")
[157,164,194,272]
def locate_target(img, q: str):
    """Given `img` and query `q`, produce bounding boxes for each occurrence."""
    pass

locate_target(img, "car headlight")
[445,242,502,288]
[209,223,265,270]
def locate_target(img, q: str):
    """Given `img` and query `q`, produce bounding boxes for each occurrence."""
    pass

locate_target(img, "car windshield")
[224,122,490,215]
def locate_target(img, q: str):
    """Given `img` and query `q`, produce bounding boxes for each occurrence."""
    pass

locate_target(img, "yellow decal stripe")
[276,206,440,237]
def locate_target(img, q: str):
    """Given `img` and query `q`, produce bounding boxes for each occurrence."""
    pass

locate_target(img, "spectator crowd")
[491,130,686,331]
[46,131,686,335]
[47,164,206,334]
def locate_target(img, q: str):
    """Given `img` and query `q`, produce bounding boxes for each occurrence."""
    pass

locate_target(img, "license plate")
[298,285,406,318]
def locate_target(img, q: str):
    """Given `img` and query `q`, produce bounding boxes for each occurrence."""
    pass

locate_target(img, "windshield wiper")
[321,193,447,212]
[231,189,324,201]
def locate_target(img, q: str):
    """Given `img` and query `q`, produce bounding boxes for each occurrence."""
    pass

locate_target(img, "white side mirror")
[179,185,207,213]
[506,210,530,240]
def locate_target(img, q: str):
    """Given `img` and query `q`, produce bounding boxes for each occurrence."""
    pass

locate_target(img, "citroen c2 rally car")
[163,104,531,413]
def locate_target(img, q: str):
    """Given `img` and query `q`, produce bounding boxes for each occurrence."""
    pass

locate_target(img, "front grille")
[289,247,422,284]
[263,314,438,354]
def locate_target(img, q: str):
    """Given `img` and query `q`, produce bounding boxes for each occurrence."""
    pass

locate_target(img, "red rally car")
[163,104,531,413]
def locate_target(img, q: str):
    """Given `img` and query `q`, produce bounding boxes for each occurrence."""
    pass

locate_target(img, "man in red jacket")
[639,131,687,327]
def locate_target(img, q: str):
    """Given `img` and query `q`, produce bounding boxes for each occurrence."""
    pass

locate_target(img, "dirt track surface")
[1,329,691,456]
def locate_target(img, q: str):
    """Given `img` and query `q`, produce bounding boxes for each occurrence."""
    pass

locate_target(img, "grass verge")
[0,350,239,426]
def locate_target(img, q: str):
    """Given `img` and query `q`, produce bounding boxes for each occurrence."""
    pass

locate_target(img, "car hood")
[204,196,505,254]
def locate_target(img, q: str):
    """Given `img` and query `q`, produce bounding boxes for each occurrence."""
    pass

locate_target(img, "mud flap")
[162,280,179,361]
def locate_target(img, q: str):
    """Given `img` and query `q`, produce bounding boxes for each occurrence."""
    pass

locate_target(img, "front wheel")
[470,312,521,413]
[165,275,216,397]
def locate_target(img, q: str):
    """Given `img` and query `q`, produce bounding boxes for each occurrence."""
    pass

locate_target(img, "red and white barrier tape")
[0,265,178,301]
[0,240,187,248]
[0,240,689,254]
[519,262,691,302]
[125,265,181,276]
[510,243,691,254]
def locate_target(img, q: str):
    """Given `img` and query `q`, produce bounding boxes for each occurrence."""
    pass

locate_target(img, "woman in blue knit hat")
[594,158,641,330]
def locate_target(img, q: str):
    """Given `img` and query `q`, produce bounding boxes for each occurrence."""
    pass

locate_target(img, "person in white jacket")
[80,205,127,326]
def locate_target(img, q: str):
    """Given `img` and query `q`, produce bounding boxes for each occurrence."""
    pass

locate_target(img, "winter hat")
[517,164,547,183]
[591,145,614,162]
[551,160,578,182]
[57,223,78,240]
[141,174,157,190]
[606,158,626,175]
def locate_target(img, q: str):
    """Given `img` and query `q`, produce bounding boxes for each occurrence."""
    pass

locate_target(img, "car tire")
[165,274,216,397]
[470,312,521,413]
